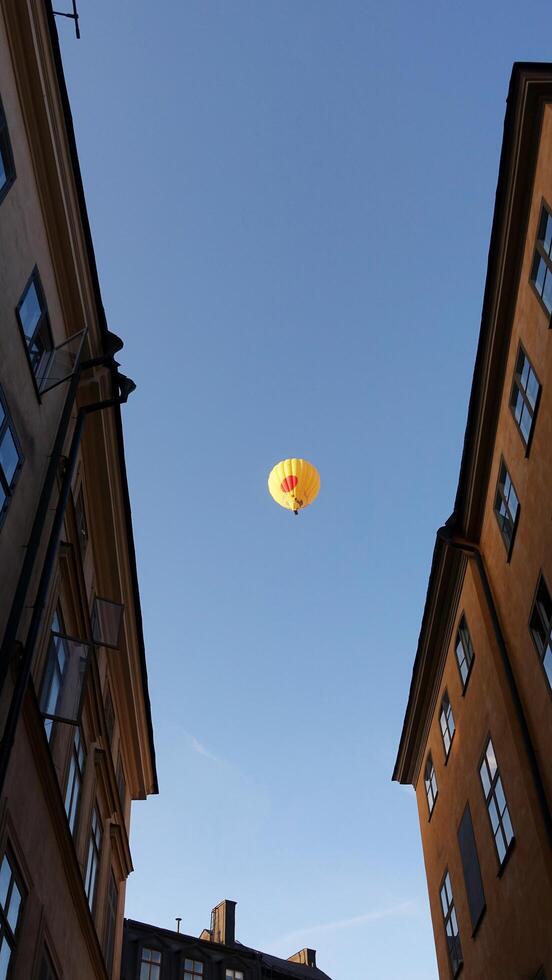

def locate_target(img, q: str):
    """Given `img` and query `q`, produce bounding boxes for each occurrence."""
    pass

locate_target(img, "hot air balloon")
[268,459,320,515]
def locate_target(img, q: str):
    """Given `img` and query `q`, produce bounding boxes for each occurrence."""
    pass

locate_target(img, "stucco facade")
[394,65,552,980]
[0,2,157,978]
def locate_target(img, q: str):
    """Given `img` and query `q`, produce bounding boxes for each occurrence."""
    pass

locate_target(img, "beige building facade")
[394,64,552,979]
[0,2,157,978]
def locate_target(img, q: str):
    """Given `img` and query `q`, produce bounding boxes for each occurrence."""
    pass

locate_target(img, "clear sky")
[58,3,552,977]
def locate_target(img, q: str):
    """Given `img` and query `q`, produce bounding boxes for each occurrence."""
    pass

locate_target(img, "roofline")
[123,919,333,980]
[43,1,158,792]
[393,62,552,784]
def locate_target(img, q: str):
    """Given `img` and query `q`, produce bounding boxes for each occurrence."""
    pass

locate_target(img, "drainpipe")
[0,364,135,795]
[437,524,552,849]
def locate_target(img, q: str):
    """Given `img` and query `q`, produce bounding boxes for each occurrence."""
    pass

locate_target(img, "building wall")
[415,561,552,979]
[0,2,156,978]
[411,96,552,980]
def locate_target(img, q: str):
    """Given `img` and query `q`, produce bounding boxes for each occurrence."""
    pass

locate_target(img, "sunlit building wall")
[394,63,552,980]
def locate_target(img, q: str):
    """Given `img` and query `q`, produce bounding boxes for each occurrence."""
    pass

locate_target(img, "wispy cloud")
[273,900,419,949]
[190,735,219,763]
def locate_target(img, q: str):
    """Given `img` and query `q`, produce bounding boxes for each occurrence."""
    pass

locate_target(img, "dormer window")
[185,960,203,980]
[140,947,161,979]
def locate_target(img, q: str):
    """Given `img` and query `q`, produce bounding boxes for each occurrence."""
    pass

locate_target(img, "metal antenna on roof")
[53,0,80,39]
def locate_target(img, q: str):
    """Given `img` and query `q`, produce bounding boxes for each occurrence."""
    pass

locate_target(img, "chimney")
[288,949,317,968]
[210,900,236,946]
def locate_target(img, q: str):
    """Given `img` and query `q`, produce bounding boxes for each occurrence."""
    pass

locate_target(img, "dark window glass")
[479,739,514,866]
[116,755,126,813]
[16,271,53,385]
[494,460,519,556]
[40,609,69,741]
[0,97,15,203]
[75,486,88,553]
[185,960,204,979]
[530,576,552,689]
[439,691,455,758]
[64,728,85,836]
[0,391,23,524]
[424,753,437,815]
[455,616,474,689]
[0,850,24,980]
[457,804,486,931]
[103,871,118,976]
[104,687,115,745]
[510,346,540,449]
[140,948,161,980]
[225,972,243,980]
[84,805,102,910]
[531,204,552,314]
[439,871,463,977]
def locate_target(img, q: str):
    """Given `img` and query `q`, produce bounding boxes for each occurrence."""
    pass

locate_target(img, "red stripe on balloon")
[280,475,298,493]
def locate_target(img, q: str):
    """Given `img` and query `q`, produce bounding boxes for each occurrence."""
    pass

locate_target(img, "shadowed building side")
[0,1,157,977]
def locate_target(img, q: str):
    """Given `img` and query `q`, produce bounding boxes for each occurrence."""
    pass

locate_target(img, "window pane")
[0,938,11,980]
[0,428,19,487]
[543,269,552,312]
[6,881,21,934]
[534,253,547,293]
[486,741,497,779]
[480,761,490,798]
[19,281,42,339]
[544,647,552,687]
[0,152,6,191]
[185,961,194,971]
[0,858,10,910]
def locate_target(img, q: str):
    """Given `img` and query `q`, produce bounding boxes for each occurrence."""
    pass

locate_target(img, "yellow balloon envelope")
[268,458,320,514]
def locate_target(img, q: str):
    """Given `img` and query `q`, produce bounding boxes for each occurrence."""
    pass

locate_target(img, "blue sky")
[58,3,552,977]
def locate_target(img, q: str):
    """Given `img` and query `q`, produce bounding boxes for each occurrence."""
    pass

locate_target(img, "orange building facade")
[0,2,157,979]
[394,65,552,979]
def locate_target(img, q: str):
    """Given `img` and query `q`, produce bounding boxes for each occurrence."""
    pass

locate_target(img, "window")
[185,960,204,979]
[439,691,455,758]
[0,850,24,980]
[64,728,85,836]
[103,871,118,976]
[531,204,552,314]
[493,460,519,557]
[225,972,244,980]
[16,270,53,386]
[116,755,126,812]
[457,804,485,932]
[75,486,88,553]
[455,616,474,689]
[40,609,69,741]
[530,575,552,689]
[104,687,115,745]
[510,346,540,450]
[84,804,102,910]
[424,754,437,815]
[0,97,15,204]
[439,872,463,977]
[479,739,514,866]
[0,391,23,526]
[140,948,161,980]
